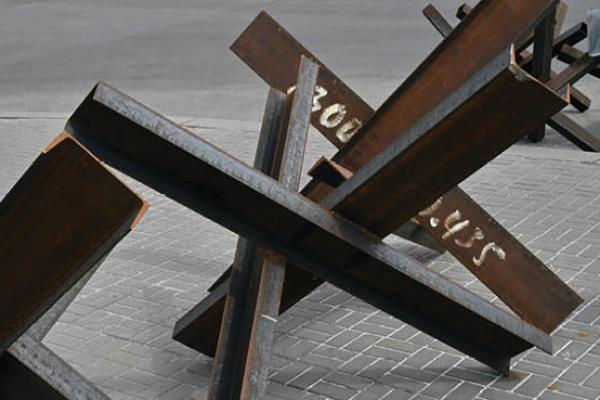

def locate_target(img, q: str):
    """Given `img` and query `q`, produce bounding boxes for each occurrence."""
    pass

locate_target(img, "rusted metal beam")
[323,0,559,172]
[511,1,566,54]
[310,155,582,333]
[548,52,600,92]
[308,156,353,188]
[323,49,566,233]
[423,4,454,37]
[519,23,589,71]
[65,82,552,373]
[0,265,106,400]
[0,133,147,355]
[241,57,318,400]
[209,57,318,400]
[548,113,600,151]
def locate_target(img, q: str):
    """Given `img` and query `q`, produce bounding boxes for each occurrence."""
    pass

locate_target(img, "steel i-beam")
[209,57,318,400]
[64,70,561,373]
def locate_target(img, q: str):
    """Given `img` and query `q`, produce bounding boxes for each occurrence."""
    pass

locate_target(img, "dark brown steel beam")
[454,5,591,112]
[334,0,557,171]
[423,4,454,37]
[451,5,597,147]
[548,52,600,92]
[308,156,353,188]
[0,134,147,354]
[65,82,552,374]
[529,4,558,142]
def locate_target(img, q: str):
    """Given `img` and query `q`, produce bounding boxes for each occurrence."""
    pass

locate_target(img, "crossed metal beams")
[173,3,582,364]
[0,135,148,398]
[209,57,319,400]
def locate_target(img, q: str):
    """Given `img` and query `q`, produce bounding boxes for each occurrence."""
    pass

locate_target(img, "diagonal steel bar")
[558,44,600,79]
[0,334,110,399]
[65,81,553,374]
[0,134,147,355]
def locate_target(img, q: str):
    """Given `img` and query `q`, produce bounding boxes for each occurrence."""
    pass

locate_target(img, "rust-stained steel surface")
[0,134,147,355]
[65,82,552,373]
[242,57,318,400]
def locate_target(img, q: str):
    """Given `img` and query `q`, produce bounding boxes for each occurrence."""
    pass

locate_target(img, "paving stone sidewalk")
[1,114,600,400]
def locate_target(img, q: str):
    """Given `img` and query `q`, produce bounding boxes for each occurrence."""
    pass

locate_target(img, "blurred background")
[0,0,598,127]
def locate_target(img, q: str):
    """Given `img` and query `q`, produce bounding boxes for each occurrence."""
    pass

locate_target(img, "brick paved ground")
[2,112,600,400]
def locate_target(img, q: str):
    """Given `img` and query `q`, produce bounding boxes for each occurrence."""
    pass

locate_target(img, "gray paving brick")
[584,368,600,389]
[489,371,528,391]
[419,376,461,399]
[445,382,484,400]
[352,384,393,400]
[324,372,372,390]
[550,380,600,399]
[514,374,553,397]
[344,334,380,352]
[559,363,598,385]
[339,355,377,375]
[445,367,497,386]
[390,365,438,383]
[481,387,530,400]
